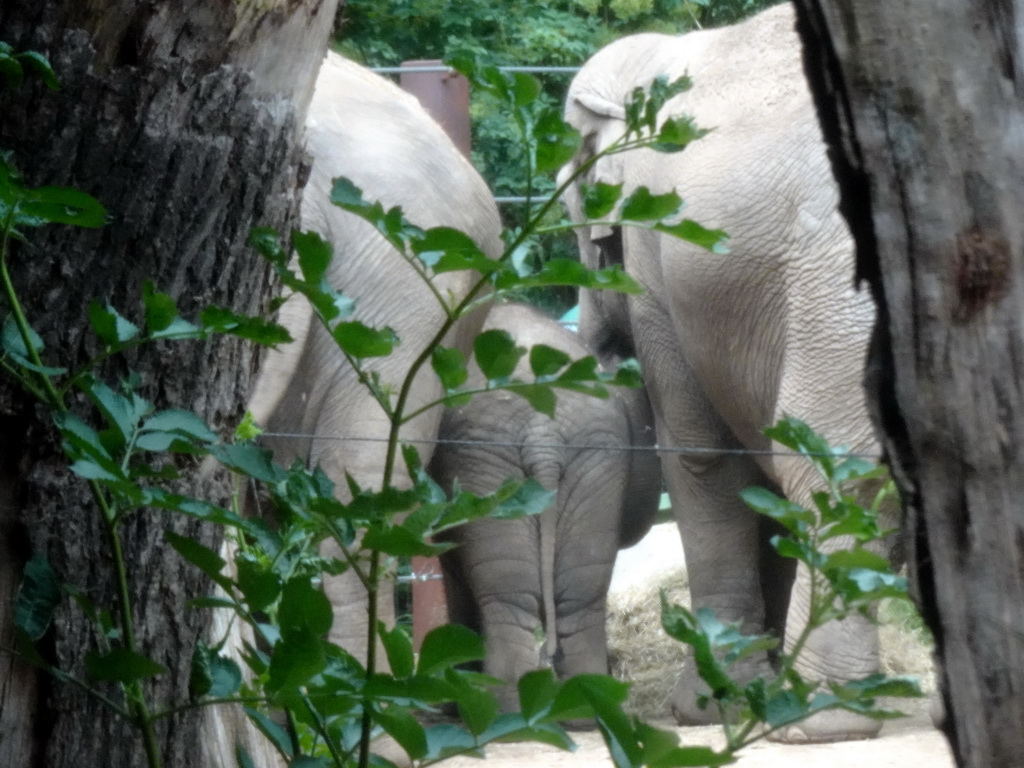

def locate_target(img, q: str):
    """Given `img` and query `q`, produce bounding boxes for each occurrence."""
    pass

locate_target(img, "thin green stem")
[357,549,381,768]
[302,694,346,767]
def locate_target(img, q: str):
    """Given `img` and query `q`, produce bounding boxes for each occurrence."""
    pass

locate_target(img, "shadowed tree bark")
[791,3,1024,766]
[0,2,338,765]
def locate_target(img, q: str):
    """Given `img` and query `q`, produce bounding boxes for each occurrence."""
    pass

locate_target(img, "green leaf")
[660,602,738,701]
[620,187,682,222]
[244,707,294,758]
[835,674,923,700]
[653,115,709,153]
[164,530,232,592]
[518,668,560,723]
[18,185,106,228]
[422,723,478,761]
[583,181,624,219]
[17,50,60,90]
[372,705,428,759]
[473,329,524,380]
[138,409,218,451]
[417,624,485,676]
[529,344,571,378]
[741,486,814,534]
[432,345,468,391]
[88,302,140,347]
[267,627,327,693]
[235,411,263,442]
[2,313,43,358]
[290,757,329,768]
[332,321,398,358]
[489,477,554,520]
[191,640,243,699]
[451,675,500,736]
[508,382,557,418]
[654,219,730,253]
[362,524,453,558]
[413,227,496,275]
[534,108,581,174]
[236,558,282,611]
[497,259,643,294]
[211,443,285,484]
[293,228,334,287]
[85,648,165,683]
[380,623,415,680]
[81,378,149,450]
[556,675,636,766]
[141,281,201,338]
[636,722,733,767]
[14,554,60,641]
[278,577,333,635]
[199,306,292,346]
[765,690,808,728]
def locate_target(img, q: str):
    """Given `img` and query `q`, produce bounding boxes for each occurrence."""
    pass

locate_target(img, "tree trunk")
[0,2,338,765]
[791,3,1024,766]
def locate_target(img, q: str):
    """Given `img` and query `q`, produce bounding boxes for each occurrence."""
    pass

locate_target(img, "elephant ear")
[559,90,629,260]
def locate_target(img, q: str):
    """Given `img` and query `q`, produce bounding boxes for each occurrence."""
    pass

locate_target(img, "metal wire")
[371,65,582,75]
[258,431,883,461]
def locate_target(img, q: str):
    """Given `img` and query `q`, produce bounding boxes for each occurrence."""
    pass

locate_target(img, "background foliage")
[333,0,782,315]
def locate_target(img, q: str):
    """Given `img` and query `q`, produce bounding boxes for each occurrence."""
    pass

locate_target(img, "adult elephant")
[427,303,661,712]
[245,52,503,664]
[203,52,503,766]
[560,4,885,743]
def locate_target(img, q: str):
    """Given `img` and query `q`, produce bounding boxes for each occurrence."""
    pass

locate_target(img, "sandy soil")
[440,710,953,768]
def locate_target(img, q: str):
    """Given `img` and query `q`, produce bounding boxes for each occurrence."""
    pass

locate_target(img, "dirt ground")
[441,707,953,768]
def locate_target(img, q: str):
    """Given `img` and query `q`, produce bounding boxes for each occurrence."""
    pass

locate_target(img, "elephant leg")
[630,297,776,725]
[448,516,545,711]
[550,447,624,681]
[665,439,779,725]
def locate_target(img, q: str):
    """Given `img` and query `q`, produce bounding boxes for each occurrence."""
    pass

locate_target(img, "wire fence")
[372,65,582,75]
[258,430,883,461]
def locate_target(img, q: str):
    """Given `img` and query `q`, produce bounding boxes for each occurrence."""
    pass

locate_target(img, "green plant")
[659,415,921,751]
[1,49,730,768]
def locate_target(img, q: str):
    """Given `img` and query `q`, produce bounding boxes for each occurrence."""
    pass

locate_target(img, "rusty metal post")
[400,59,472,159]
[399,59,470,648]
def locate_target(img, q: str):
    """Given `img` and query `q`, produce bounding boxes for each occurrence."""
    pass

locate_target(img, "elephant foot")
[670,658,770,726]
[766,709,882,744]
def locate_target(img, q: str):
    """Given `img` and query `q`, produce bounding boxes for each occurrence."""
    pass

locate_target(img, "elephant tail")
[539,500,559,663]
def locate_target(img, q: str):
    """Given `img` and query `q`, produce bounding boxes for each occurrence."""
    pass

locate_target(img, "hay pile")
[606,565,691,719]
[606,567,936,720]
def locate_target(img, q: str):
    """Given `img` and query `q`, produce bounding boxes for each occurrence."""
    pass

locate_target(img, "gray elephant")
[245,51,504,660]
[205,52,504,765]
[560,4,887,743]
[427,303,661,711]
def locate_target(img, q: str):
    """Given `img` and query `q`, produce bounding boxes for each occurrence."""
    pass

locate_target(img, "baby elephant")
[428,303,661,710]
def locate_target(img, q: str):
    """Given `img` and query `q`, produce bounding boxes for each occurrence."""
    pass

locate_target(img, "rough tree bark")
[0,2,338,765]
[791,2,1024,767]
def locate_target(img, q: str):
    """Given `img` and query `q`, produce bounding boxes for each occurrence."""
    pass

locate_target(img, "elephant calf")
[427,303,661,711]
